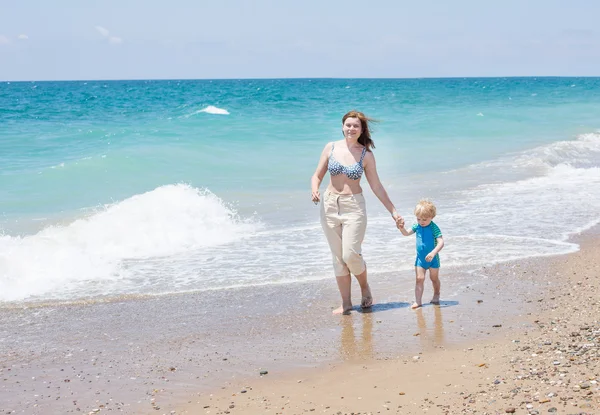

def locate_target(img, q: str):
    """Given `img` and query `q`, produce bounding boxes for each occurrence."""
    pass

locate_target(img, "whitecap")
[199,105,229,115]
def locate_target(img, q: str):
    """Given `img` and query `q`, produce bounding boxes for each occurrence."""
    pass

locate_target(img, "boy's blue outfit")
[412,221,442,269]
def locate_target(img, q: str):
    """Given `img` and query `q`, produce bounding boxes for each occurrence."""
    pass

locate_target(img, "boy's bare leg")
[429,267,441,304]
[412,266,426,309]
[333,274,353,315]
[354,267,373,308]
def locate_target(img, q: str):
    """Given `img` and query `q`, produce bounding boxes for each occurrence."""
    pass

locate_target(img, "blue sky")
[1,0,598,81]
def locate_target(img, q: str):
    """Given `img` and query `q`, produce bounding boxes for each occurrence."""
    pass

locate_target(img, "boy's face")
[416,215,433,227]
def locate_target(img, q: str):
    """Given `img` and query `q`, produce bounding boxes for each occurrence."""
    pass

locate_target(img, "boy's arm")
[430,236,444,255]
[425,236,444,262]
[426,222,444,259]
[398,226,414,236]
[398,222,416,236]
[431,223,443,253]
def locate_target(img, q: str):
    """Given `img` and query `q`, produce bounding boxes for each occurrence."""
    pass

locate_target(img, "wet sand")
[1,228,598,414]
[180,229,600,415]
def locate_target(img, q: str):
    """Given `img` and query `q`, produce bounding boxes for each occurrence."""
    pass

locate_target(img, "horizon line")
[2,75,600,83]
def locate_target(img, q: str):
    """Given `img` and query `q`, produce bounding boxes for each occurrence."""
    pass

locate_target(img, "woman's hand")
[311,190,321,204]
[311,143,331,205]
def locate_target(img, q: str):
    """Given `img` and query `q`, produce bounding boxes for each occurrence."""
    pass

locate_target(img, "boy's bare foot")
[333,304,353,315]
[430,296,440,305]
[411,302,422,309]
[360,284,373,309]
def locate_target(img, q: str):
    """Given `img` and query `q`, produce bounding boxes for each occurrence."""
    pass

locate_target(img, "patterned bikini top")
[327,143,367,181]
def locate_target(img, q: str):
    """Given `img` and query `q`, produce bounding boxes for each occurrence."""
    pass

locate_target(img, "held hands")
[392,212,404,228]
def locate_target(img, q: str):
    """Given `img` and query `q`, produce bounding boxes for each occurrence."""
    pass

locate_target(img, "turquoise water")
[1,78,600,302]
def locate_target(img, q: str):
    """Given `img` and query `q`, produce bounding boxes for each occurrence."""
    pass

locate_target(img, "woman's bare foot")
[411,302,422,309]
[360,284,373,309]
[333,304,353,315]
[430,296,440,305]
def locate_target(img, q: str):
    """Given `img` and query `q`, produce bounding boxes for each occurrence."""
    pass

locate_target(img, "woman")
[311,110,403,315]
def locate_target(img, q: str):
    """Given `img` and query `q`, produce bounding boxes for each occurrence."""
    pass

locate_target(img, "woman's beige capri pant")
[320,190,367,277]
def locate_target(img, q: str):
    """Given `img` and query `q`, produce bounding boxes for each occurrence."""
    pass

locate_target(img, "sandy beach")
[179,228,600,415]
[1,228,599,415]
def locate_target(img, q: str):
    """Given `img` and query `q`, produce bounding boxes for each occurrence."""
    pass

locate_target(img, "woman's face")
[343,117,362,140]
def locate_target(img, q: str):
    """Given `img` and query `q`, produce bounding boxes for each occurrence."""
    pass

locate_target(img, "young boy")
[397,199,445,309]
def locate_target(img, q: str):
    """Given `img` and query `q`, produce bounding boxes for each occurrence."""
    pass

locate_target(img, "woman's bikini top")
[327,143,367,181]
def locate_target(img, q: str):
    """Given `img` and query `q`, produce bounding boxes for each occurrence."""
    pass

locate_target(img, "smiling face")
[342,117,362,140]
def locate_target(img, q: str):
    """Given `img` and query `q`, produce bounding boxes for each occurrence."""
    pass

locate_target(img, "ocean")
[1,77,600,303]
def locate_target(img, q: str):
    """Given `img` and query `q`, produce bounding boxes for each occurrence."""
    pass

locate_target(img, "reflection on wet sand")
[415,305,445,349]
[339,313,374,360]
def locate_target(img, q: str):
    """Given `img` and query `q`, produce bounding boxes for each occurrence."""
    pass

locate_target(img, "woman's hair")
[342,110,376,151]
[414,199,437,218]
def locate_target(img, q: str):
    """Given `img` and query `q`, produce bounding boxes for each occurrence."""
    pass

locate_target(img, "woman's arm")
[363,152,403,224]
[311,142,332,203]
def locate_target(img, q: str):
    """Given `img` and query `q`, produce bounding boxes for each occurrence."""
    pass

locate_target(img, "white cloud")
[0,35,10,44]
[18,34,29,40]
[95,26,110,38]
[95,26,123,45]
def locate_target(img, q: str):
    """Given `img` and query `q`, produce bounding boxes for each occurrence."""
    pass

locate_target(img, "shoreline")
[1,228,599,414]
[179,227,600,415]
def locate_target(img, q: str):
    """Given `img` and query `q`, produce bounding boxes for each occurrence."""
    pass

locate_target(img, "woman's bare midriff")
[327,175,363,195]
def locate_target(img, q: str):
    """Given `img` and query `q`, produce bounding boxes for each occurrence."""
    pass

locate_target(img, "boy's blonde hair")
[414,199,437,218]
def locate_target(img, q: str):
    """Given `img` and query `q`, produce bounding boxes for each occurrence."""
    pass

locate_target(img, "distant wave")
[181,105,230,118]
[447,132,600,251]
[200,105,229,115]
[430,130,600,275]
[464,132,600,171]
